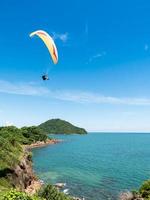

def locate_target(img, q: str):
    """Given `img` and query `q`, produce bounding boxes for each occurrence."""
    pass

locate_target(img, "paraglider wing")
[29,30,58,64]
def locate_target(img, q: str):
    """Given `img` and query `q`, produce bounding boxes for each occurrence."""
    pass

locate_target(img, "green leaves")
[20,126,48,144]
[139,180,150,199]
[1,186,73,200]
[38,184,73,200]
[2,190,41,200]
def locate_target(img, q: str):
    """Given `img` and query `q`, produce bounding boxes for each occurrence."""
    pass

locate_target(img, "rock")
[54,182,66,189]
[119,191,144,200]
[25,180,42,195]
[119,191,134,200]
[9,153,36,191]
[72,197,85,200]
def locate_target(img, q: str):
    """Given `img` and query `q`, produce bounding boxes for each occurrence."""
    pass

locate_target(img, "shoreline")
[25,138,61,149]
[24,138,61,195]
[24,138,84,200]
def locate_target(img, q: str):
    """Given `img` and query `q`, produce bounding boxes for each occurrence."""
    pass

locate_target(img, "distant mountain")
[38,119,87,134]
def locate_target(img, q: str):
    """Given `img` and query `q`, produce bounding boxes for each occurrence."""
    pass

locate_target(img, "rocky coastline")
[119,191,144,200]
[11,139,61,195]
[23,139,84,200]
[25,138,61,149]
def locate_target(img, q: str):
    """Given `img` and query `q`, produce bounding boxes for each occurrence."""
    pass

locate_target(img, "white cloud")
[52,32,68,43]
[1,80,150,106]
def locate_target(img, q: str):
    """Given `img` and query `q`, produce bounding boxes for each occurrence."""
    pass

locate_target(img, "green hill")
[38,119,87,134]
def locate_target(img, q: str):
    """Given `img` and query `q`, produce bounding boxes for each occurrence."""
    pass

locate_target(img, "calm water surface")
[32,133,150,200]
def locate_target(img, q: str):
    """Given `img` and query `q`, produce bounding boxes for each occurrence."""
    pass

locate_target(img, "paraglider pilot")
[42,75,49,81]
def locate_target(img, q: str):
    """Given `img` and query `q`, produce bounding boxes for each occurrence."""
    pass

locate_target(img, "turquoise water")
[32,133,150,200]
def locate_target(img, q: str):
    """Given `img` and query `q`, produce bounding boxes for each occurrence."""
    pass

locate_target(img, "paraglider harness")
[42,75,49,81]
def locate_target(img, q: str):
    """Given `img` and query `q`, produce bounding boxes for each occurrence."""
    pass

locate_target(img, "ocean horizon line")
[87,131,150,134]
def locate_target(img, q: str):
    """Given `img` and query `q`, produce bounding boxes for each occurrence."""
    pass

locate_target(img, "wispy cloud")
[144,44,149,51]
[1,80,150,106]
[88,52,106,63]
[85,22,89,36]
[52,91,150,106]
[52,32,68,43]
[0,80,49,96]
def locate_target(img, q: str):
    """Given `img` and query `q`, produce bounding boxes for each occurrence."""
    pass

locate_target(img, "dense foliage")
[38,184,73,200]
[139,180,150,199]
[20,126,47,144]
[0,126,48,192]
[0,126,23,170]
[39,119,87,134]
[0,126,48,169]
[1,185,73,200]
[1,190,41,200]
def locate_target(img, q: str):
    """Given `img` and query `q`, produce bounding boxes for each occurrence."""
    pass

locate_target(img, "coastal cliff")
[10,138,61,193]
[1,139,60,195]
[9,152,36,191]
[0,125,51,193]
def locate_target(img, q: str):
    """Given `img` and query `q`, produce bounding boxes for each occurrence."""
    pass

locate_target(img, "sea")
[32,133,150,200]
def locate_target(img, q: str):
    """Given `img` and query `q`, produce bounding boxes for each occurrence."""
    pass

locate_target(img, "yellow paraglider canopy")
[29,30,58,64]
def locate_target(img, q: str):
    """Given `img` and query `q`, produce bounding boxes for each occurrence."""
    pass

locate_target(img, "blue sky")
[1,0,150,131]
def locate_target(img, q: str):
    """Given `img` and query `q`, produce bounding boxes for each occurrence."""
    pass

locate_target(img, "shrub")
[139,180,150,198]
[2,189,41,200]
[38,184,73,200]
